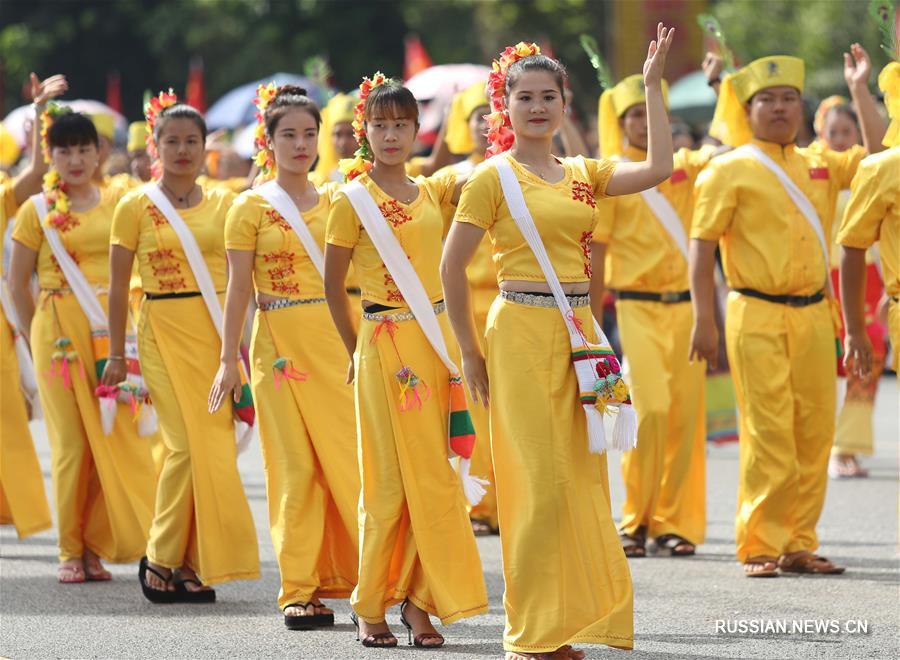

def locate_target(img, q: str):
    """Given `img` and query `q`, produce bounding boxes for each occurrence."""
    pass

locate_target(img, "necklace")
[161,181,198,206]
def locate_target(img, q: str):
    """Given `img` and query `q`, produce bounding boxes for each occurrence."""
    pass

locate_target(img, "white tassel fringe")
[459,457,489,506]
[612,403,638,451]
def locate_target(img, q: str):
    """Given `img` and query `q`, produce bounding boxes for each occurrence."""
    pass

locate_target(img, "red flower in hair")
[484,42,541,157]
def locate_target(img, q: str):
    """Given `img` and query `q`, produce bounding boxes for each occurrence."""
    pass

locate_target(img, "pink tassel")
[273,357,308,390]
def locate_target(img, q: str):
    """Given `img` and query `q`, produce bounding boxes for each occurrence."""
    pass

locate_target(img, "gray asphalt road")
[2,378,897,659]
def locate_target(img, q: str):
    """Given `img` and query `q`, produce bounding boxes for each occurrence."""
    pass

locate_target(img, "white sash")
[620,156,688,260]
[339,179,459,376]
[253,180,324,280]
[739,144,831,291]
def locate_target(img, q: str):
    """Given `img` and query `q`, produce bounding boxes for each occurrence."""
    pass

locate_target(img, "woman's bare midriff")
[500,279,590,296]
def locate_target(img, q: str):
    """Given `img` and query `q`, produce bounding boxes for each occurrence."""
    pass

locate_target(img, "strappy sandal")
[58,561,86,584]
[651,534,696,557]
[83,555,112,581]
[138,556,177,603]
[742,556,779,578]
[399,599,445,648]
[284,602,335,630]
[620,526,647,558]
[173,570,216,603]
[777,552,846,575]
[350,612,398,648]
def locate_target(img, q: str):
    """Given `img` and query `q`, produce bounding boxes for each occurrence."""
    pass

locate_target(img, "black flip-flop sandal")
[173,575,216,603]
[651,534,696,557]
[138,556,177,604]
[284,602,335,630]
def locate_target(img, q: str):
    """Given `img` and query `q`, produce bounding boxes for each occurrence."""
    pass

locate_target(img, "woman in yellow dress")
[104,99,259,602]
[442,26,675,659]
[208,84,359,628]
[8,110,156,583]
[324,75,487,649]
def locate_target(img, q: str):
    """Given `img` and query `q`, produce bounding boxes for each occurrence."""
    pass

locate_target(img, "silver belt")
[258,297,326,312]
[500,290,590,308]
[362,300,446,323]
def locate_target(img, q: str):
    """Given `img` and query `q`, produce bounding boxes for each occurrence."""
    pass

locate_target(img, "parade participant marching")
[311,92,358,186]
[689,46,884,578]
[8,109,157,583]
[592,71,713,559]
[324,74,487,649]
[104,94,259,602]
[208,84,360,629]
[443,24,676,658]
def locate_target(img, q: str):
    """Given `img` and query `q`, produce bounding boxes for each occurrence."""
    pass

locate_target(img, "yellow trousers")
[351,309,487,625]
[466,287,498,529]
[726,293,836,562]
[486,298,633,653]
[31,291,156,562]
[616,300,706,544]
[139,296,259,585]
[0,312,52,538]
[250,302,359,609]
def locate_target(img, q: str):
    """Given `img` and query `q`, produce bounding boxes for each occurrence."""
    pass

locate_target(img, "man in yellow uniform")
[689,53,883,577]
[593,75,711,557]
[840,62,900,383]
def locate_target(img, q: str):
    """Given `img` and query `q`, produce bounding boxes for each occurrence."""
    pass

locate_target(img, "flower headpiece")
[144,89,178,180]
[252,82,279,177]
[338,71,389,181]
[39,103,77,232]
[485,42,541,157]
[39,102,71,164]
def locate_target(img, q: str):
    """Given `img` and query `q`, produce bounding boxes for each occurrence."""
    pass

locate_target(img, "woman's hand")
[208,360,243,413]
[688,317,719,370]
[462,351,490,408]
[30,73,68,107]
[843,43,872,91]
[100,357,127,388]
[643,22,675,89]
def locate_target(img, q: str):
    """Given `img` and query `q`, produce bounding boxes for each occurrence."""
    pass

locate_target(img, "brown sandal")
[743,556,779,578]
[652,534,696,557]
[777,552,846,575]
[350,612,398,648]
[620,526,647,558]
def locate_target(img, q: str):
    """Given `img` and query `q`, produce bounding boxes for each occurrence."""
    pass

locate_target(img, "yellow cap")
[445,82,489,155]
[598,75,669,157]
[91,113,115,141]
[0,123,21,169]
[127,121,148,152]
[878,62,900,148]
[710,56,805,146]
[813,95,848,137]
[314,92,358,180]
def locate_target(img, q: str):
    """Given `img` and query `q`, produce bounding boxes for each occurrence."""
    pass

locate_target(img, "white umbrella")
[406,64,490,134]
[2,100,127,148]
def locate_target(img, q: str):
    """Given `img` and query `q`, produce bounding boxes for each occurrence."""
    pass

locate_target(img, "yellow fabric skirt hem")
[356,591,488,626]
[3,520,52,539]
[504,634,635,653]
[81,543,145,565]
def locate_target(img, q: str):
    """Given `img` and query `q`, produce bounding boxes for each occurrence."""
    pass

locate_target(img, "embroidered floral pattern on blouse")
[386,289,405,303]
[379,200,413,228]
[148,205,168,227]
[152,263,181,276]
[265,209,292,233]
[571,181,596,208]
[263,250,293,264]
[148,248,175,262]
[579,230,593,278]
[50,251,79,286]
[267,263,296,281]
[159,277,187,291]
[48,213,80,233]
[271,281,300,295]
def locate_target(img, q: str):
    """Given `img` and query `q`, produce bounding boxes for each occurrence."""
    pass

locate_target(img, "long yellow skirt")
[139,295,259,585]
[30,291,156,562]
[250,302,359,609]
[486,297,633,653]
[616,300,706,544]
[0,312,52,538]
[466,287,498,529]
[351,308,487,625]
[726,293,836,562]
[129,286,167,475]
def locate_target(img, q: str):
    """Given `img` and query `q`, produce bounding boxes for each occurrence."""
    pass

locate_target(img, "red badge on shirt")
[809,167,829,180]
[669,169,688,184]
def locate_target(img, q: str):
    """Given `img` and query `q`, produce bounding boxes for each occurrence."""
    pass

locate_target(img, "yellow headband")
[445,82,489,155]
[878,62,900,148]
[598,74,669,158]
[127,121,148,152]
[710,55,805,146]
[314,92,358,179]
[813,95,848,137]
[90,113,115,141]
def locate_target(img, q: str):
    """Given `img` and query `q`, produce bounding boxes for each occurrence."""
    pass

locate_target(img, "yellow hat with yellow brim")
[91,113,115,141]
[127,121,148,152]
[878,62,900,148]
[314,92,358,180]
[598,74,669,158]
[445,82,489,155]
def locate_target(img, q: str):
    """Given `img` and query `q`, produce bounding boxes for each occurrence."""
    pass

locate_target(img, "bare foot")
[83,549,112,581]
[174,566,212,592]
[552,646,586,659]
[57,559,86,584]
[144,560,174,592]
[401,600,444,647]
[505,653,554,659]
[742,556,779,577]
[358,619,397,647]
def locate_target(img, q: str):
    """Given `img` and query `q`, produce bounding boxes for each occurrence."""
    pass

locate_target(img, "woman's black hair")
[265,85,322,135]
[154,104,207,143]
[47,112,99,149]
[825,103,859,128]
[364,80,419,123]
[505,55,568,97]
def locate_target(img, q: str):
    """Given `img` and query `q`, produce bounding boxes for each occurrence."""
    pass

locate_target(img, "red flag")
[403,34,432,80]
[186,56,206,113]
[106,71,122,114]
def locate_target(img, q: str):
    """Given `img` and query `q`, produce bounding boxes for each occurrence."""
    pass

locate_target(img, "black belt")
[346,288,361,296]
[615,289,691,304]
[363,299,444,314]
[735,288,825,307]
[144,291,203,300]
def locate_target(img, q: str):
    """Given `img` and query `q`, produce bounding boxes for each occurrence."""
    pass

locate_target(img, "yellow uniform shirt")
[325,170,456,307]
[98,172,141,193]
[594,145,715,292]
[691,139,864,295]
[225,183,338,300]
[197,174,249,194]
[455,154,616,285]
[110,187,234,294]
[13,186,122,289]
[836,147,900,298]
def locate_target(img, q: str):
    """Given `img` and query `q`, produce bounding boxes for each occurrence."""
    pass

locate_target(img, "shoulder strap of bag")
[253,180,325,280]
